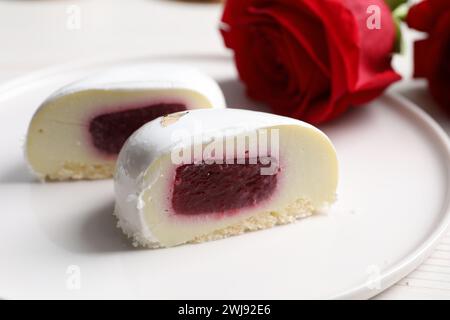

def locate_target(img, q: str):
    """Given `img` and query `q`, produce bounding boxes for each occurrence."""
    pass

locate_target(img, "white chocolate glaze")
[114,109,339,248]
[26,64,225,180]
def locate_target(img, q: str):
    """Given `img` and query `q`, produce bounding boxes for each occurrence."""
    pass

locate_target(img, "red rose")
[407,0,450,113]
[220,0,401,124]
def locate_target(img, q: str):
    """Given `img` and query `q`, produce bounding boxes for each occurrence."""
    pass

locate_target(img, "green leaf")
[384,0,408,11]
[393,16,403,54]
[392,3,409,54]
[393,3,409,21]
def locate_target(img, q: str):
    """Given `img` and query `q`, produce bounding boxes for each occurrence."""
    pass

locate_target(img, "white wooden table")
[1,0,449,299]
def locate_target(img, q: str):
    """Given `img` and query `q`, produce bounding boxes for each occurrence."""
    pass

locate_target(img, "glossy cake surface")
[114,108,338,248]
[26,64,225,180]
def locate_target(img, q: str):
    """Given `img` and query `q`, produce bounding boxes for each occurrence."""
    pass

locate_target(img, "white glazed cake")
[25,64,225,180]
[114,108,338,248]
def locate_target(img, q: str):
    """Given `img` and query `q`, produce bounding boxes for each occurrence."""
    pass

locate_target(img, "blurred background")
[0,0,447,134]
[0,0,225,81]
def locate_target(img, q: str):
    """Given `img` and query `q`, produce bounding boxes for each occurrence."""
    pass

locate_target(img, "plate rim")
[333,93,450,299]
[0,57,449,300]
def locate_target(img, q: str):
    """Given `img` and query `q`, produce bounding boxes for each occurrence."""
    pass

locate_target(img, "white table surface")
[1,0,449,299]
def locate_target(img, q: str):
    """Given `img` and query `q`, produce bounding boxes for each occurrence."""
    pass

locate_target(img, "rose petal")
[413,39,433,78]
[426,12,450,111]
[407,0,450,33]
[220,0,400,124]
[250,4,330,76]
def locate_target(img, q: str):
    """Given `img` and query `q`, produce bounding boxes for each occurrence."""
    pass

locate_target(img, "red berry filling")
[89,103,186,155]
[172,159,279,215]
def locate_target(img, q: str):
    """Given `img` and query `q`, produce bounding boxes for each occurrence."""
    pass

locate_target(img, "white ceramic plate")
[0,56,449,300]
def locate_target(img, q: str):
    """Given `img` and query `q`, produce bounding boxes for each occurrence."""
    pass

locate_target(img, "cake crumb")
[42,161,115,180]
[116,198,316,249]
